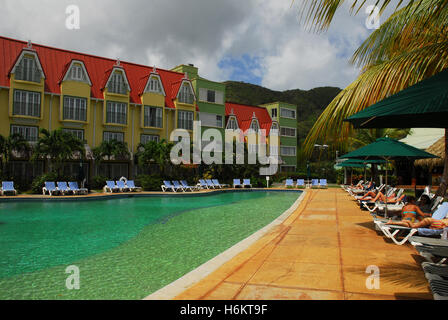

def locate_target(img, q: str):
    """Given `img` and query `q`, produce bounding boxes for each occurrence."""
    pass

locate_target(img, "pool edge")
[143,190,306,300]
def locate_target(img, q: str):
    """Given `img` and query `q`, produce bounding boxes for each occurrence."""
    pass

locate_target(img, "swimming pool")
[0,190,301,299]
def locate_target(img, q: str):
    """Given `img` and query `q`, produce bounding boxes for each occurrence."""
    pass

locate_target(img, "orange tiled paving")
[174,188,433,300]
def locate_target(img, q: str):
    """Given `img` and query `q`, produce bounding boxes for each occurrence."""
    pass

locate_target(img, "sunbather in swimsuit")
[386,217,448,229]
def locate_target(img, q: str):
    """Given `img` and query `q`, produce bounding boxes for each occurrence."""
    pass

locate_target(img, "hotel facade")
[0,36,298,183]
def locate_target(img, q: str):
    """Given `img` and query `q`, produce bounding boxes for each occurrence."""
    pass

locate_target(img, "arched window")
[146,76,163,94]
[15,56,41,83]
[107,70,128,95]
[226,117,238,130]
[178,82,194,104]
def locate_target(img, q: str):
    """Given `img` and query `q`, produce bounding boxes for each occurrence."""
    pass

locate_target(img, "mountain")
[224,81,341,145]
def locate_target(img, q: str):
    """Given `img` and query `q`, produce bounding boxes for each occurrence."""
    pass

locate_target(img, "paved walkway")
[174,188,432,300]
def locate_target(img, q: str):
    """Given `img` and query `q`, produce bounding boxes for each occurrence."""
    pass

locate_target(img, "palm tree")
[32,129,85,176]
[0,133,31,177]
[297,0,448,195]
[93,140,130,178]
[135,139,173,175]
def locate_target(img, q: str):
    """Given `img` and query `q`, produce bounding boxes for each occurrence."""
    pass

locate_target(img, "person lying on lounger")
[370,191,405,203]
[385,217,448,229]
[358,188,379,201]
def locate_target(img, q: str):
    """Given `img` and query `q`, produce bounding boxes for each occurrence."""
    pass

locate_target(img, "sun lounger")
[172,180,187,192]
[197,179,210,189]
[1,181,17,196]
[233,179,243,188]
[68,182,88,195]
[428,279,448,300]
[43,182,60,196]
[125,180,142,192]
[161,180,181,192]
[57,182,71,195]
[414,245,448,264]
[311,179,319,189]
[375,202,448,245]
[104,181,120,193]
[285,179,294,188]
[297,179,305,188]
[243,179,252,188]
[116,180,130,192]
[212,179,227,188]
[205,179,217,189]
[319,179,327,189]
[180,180,197,192]
[410,236,448,247]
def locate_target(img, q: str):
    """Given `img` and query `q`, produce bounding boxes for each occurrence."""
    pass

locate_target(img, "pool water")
[0,191,300,299]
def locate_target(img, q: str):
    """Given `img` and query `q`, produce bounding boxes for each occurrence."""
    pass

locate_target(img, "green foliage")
[135,175,164,191]
[90,175,108,190]
[93,140,130,163]
[31,172,74,194]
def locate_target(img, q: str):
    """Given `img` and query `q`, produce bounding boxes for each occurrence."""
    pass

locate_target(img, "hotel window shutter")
[199,88,207,102]
[215,91,223,104]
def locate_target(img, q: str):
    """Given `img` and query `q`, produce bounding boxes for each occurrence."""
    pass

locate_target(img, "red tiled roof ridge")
[225,101,269,109]
[0,35,183,76]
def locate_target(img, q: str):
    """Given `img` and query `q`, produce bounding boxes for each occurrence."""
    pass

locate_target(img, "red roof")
[0,36,196,109]
[225,102,273,135]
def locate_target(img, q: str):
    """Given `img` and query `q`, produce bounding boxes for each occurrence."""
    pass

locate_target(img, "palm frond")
[303,40,448,156]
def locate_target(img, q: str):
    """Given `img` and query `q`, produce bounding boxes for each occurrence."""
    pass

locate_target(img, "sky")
[0,0,398,91]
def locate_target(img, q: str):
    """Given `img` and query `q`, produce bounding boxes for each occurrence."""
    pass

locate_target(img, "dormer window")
[250,119,260,132]
[146,76,163,94]
[226,117,238,130]
[69,65,86,81]
[15,57,41,83]
[178,82,194,104]
[62,60,92,85]
[106,69,129,95]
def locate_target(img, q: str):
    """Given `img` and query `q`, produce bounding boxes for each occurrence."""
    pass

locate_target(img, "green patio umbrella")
[338,158,387,182]
[336,160,366,185]
[340,137,437,216]
[345,68,448,128]
[344,68,448,196]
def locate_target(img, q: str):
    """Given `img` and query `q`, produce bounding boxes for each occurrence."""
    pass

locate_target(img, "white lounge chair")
[197,179,209,189]
[104,181,120,193]
[205,179,216,189]
[319,179,328,189]
[243,179,252,188]
[161,181,182,192]
[233,179,243,188]
[180,180,197,192]
[172,180,186,192]
[68,182,88,195]
[116,180,130,192]
[1,181,17,196]
[212,179,227,188]
[57,182,71,195]
[125,180,142,192]
[285,179,294,188]
[43,182,60,196]
[296,179,305,188]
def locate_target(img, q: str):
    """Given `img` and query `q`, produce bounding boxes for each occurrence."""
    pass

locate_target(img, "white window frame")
[280,146,297,157]
[145,74,165,95]
[106,101,128,125]
[63,60,92,85]
[280,107,296,119]
[63,96,87,122]
[280,126,296,138]
[177,110,194,130]
[226,116,239,130]
[13,89,41,117]
[106,68,130,95]
[11,50,45,83]
[271,108,278,119]
[103,131,124,142]
[250,119,260,133]
[143,106,163,128]
[11,125,39,142]
[141,134,160,144]
[177,81,195,104]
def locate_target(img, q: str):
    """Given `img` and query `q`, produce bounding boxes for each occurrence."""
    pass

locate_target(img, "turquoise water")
[0,191,300,299]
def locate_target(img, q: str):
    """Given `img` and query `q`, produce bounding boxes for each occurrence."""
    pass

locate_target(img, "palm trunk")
[436,128,448,197]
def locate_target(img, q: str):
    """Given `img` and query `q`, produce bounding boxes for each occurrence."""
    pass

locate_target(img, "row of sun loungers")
[161,179,253,192]
[42,181,88,196]
[103,180,142,193]
[343,182,448,299]
[285,179,327,189]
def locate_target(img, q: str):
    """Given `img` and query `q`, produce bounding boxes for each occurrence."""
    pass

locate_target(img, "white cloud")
[0,0,398,91]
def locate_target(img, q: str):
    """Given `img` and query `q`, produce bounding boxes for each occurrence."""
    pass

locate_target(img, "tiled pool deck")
[169,188,433,300]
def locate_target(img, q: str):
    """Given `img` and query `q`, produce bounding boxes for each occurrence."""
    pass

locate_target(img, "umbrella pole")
[385,160,388,218]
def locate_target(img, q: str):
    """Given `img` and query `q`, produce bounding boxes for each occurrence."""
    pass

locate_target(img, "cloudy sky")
[0,0,396,91]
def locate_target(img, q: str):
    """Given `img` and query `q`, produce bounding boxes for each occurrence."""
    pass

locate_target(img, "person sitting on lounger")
[358,188,379,201]
[395,196,431,223]
[385,216,448,229]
